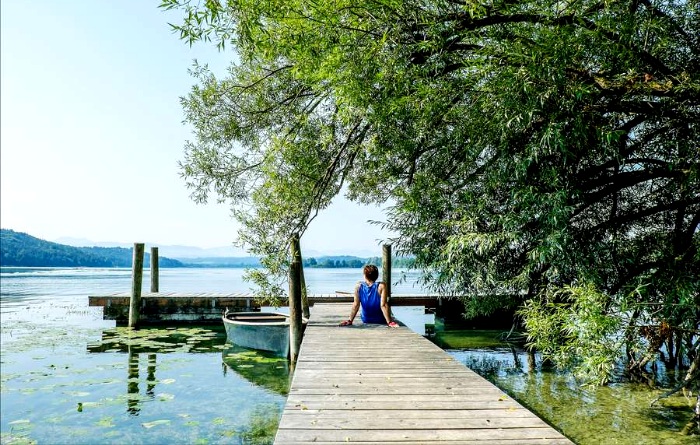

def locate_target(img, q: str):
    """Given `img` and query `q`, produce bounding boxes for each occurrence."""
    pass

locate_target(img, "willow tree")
[161,0,699,389]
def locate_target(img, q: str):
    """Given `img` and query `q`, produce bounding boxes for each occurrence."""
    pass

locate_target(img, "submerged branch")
[650,350,700,407]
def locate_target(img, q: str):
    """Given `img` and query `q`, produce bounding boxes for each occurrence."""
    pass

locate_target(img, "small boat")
[222,310,305,358]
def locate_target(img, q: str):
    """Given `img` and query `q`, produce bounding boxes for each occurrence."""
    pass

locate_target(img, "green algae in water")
[86,326,227,354]
[433,329,510,349]
[2,322,286,445]
[446,338,699,445]
[221,343,291,396]
[240,405,281,445]
[95,416,115,428]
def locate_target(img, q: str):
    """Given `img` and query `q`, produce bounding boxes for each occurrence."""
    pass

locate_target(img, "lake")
[1,267,696,444]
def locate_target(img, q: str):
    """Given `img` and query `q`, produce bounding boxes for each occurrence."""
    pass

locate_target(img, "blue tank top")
[358,282,384,324]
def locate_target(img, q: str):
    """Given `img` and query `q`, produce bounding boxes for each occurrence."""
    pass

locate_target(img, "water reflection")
[127,349,140,416]
[147,353,156,396]
[221,343,291,396]
[122,351,159,416]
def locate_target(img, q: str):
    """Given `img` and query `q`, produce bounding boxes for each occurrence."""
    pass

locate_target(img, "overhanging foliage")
[161,0,699,386]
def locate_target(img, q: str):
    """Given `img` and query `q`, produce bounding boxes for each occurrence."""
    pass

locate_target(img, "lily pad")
[95,417,115,428]
[142,419,171,429]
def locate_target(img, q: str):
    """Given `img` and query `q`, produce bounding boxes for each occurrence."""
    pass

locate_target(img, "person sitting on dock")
[339,264,398,328]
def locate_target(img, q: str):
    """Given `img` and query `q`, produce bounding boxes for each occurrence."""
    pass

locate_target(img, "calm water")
[0,267,427,445]
[1,267,697,444]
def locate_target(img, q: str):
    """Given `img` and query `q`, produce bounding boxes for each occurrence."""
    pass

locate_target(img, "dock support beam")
[382,244,392,301]
[128,243,144,328]
[150,247,159,293]
[289,260,303,364]
[290,234,310,319]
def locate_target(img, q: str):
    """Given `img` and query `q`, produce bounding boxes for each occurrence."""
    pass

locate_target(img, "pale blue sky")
[1,0,390,255]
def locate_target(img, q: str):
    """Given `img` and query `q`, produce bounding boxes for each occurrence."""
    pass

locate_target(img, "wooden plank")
[289,377,497,386]
[285,400,523,410]
[279,409,537,419]
[275,440,573,445]
[275,428,567,442]
[288,363,468,370]
[289,387,506,395]
[288,368,476,374]
[286,394,515,403]
[279,416,551,430]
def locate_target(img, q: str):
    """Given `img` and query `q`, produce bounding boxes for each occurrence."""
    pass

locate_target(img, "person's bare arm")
[379,283,393,325]
[341,283,361,325]
[349,283,361,322]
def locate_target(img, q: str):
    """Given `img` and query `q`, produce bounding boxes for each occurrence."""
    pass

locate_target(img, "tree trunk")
[665,332,675,367]
[675,333,683,369]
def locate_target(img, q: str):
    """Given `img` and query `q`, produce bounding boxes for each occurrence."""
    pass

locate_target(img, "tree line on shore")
[304,256,414,269]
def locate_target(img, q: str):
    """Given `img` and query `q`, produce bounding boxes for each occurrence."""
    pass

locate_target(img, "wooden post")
[290,233,310,319]
[382,244,392,301]
[150,247,159,293]
[128,243,145,328]
[289,260,303,364]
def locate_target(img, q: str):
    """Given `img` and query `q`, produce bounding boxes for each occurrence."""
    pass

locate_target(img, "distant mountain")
[1,229,184,268]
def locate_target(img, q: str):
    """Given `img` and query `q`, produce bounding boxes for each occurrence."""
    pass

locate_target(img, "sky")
[0,0,391,256]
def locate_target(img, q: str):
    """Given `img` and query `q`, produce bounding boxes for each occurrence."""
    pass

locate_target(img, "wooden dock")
[88,292,440,323]
[275,303,573,444]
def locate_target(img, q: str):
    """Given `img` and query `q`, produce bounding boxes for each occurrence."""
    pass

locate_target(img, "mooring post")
[289,260,303,364]
[290,233,310,319]
[150,247,159,293]
[382,244,392,301]
[128,243,145,328]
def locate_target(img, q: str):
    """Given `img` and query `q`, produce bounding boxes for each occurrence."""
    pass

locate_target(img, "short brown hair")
[363,264,379,281]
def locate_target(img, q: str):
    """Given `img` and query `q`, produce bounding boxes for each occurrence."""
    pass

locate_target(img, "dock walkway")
[275,303,572,444]
[88,293,439,323]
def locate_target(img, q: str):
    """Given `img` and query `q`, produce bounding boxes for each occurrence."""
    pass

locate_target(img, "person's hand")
[388,321,398,328]
[339,319,352,327]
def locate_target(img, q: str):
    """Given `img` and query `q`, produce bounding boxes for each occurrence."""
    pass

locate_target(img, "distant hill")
[0,229,184,268]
